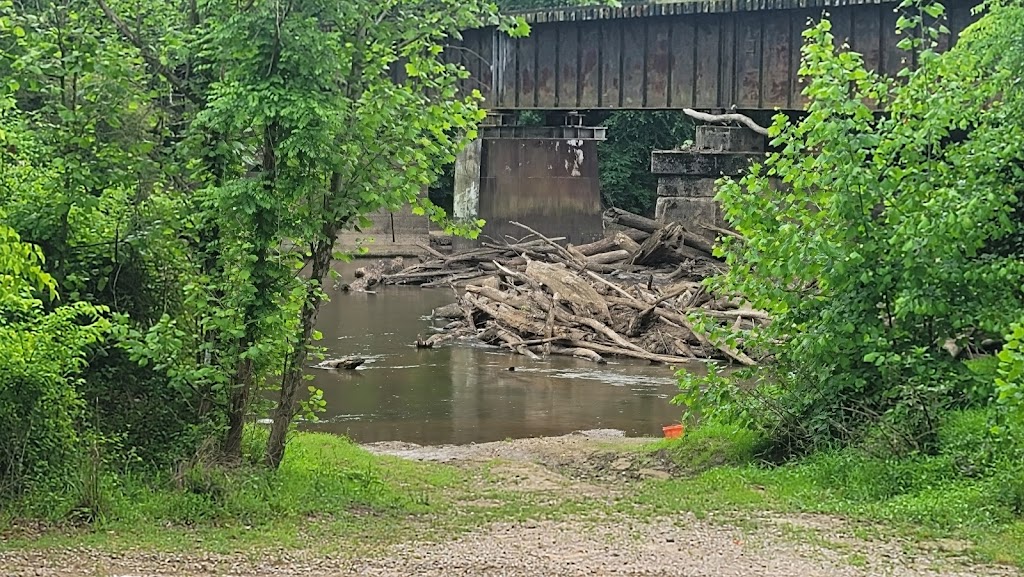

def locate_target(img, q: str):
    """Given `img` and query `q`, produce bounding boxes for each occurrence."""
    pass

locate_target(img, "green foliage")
[654,422,763,472]
[0,0,217,472]
[683,0,1024,454]
[0,213,110,497]
[1,0,519,512]
[995,322,1024,435]
[598,111,694,216]
[671,363,763,427]
[180,0,517,465]
[8,430,446,527]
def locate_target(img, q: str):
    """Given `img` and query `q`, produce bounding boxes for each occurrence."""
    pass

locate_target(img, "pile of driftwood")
[352,209,767,365]
[377,208,726,289]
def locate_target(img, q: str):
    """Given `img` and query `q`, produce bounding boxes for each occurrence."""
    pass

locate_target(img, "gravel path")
[2,515,1015,577]
[1,431,1019,577]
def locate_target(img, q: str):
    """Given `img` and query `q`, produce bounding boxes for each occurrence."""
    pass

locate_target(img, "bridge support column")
[453,138,482,223]
[459,114,606,246]
[452,138,483,251]
[651,125,765,239]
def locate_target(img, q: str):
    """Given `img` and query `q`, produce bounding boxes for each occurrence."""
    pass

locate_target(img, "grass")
[1,429,471,554]
[643,422,762,471]
[628,410,1024,567]
[0,428,619,556]
[2,411,1023,570]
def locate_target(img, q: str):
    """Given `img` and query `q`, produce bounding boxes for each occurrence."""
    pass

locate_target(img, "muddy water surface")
[302,262,706,445]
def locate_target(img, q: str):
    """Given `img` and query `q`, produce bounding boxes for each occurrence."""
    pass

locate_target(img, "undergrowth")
[0,429,462,552]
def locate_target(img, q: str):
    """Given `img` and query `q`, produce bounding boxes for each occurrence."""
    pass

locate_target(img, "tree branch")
[93,0,202,104]
[683,108,769,136]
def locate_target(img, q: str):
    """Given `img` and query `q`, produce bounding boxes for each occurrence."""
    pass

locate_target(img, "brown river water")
[299,262,707,445]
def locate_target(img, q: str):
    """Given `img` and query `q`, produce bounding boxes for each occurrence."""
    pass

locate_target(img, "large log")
[464,284,538,313]
[632,223,717,266]
[432,303,464,319]
[587,249,630,265]
[613,232,642,254]
[616,227,651,243]
[562,339,695,365]
[572,233,640,258]
[524,260,611,323]
[542,344,606,363]
[316,357,365,370]
[605,207,660,234]
[572,236,620,257]
[465,294,548,336]
[606,208,714,255]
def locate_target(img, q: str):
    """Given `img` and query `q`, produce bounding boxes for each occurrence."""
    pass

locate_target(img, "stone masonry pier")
[651,125,765,237]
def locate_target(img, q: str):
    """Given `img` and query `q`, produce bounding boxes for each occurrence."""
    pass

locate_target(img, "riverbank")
[1,423,1021,576]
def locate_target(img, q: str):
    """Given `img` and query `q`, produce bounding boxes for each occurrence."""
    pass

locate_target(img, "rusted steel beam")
[439,0,978,111]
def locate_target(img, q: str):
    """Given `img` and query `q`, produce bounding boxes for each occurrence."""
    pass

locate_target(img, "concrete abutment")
[651,125,766,238]
[452,114,606,247]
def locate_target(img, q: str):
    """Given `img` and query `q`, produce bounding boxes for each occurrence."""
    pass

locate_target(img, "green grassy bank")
[642,412,1024,566]
[1,430,466,554]
[3,415,1022,569]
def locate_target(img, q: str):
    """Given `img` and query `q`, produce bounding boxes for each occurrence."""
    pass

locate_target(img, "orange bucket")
[662,424,685,439]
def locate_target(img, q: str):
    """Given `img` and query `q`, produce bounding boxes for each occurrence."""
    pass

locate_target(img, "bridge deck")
[447,0,976,111]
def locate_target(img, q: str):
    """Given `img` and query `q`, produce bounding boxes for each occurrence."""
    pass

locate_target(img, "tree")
[598,111,694,216]
[91,0,522,467]
[185,0,507,467]
[0,0,523,495]
[0,202,109,496]
[680,0,1024,454]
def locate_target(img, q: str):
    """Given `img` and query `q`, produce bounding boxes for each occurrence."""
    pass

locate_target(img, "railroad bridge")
[437,0,976,244]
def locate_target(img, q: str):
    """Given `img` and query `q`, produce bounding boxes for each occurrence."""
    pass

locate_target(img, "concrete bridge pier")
[452,113,606,247]
[651,125,766,239]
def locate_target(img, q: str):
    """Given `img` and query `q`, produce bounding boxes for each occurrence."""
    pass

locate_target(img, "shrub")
[994,322,1024,435]
[682,1,1024,455]
[0,218,110,498]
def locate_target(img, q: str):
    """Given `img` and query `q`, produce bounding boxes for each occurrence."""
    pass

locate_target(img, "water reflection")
[302,261,705,444]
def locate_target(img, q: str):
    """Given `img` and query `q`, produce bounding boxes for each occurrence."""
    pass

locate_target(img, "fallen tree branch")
[544,344,605,363]
[682,108,769,136]
[604,207,660,234]
[562,339,694,365]
[699,223,745,241]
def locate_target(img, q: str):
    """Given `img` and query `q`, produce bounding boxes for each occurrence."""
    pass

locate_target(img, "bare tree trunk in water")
[265,215,339,469]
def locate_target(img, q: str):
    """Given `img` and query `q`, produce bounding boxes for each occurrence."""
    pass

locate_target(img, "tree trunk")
[226,124,278,461]
[265,218,338,469]
[222,357,253,459]
[222,249,270,460]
